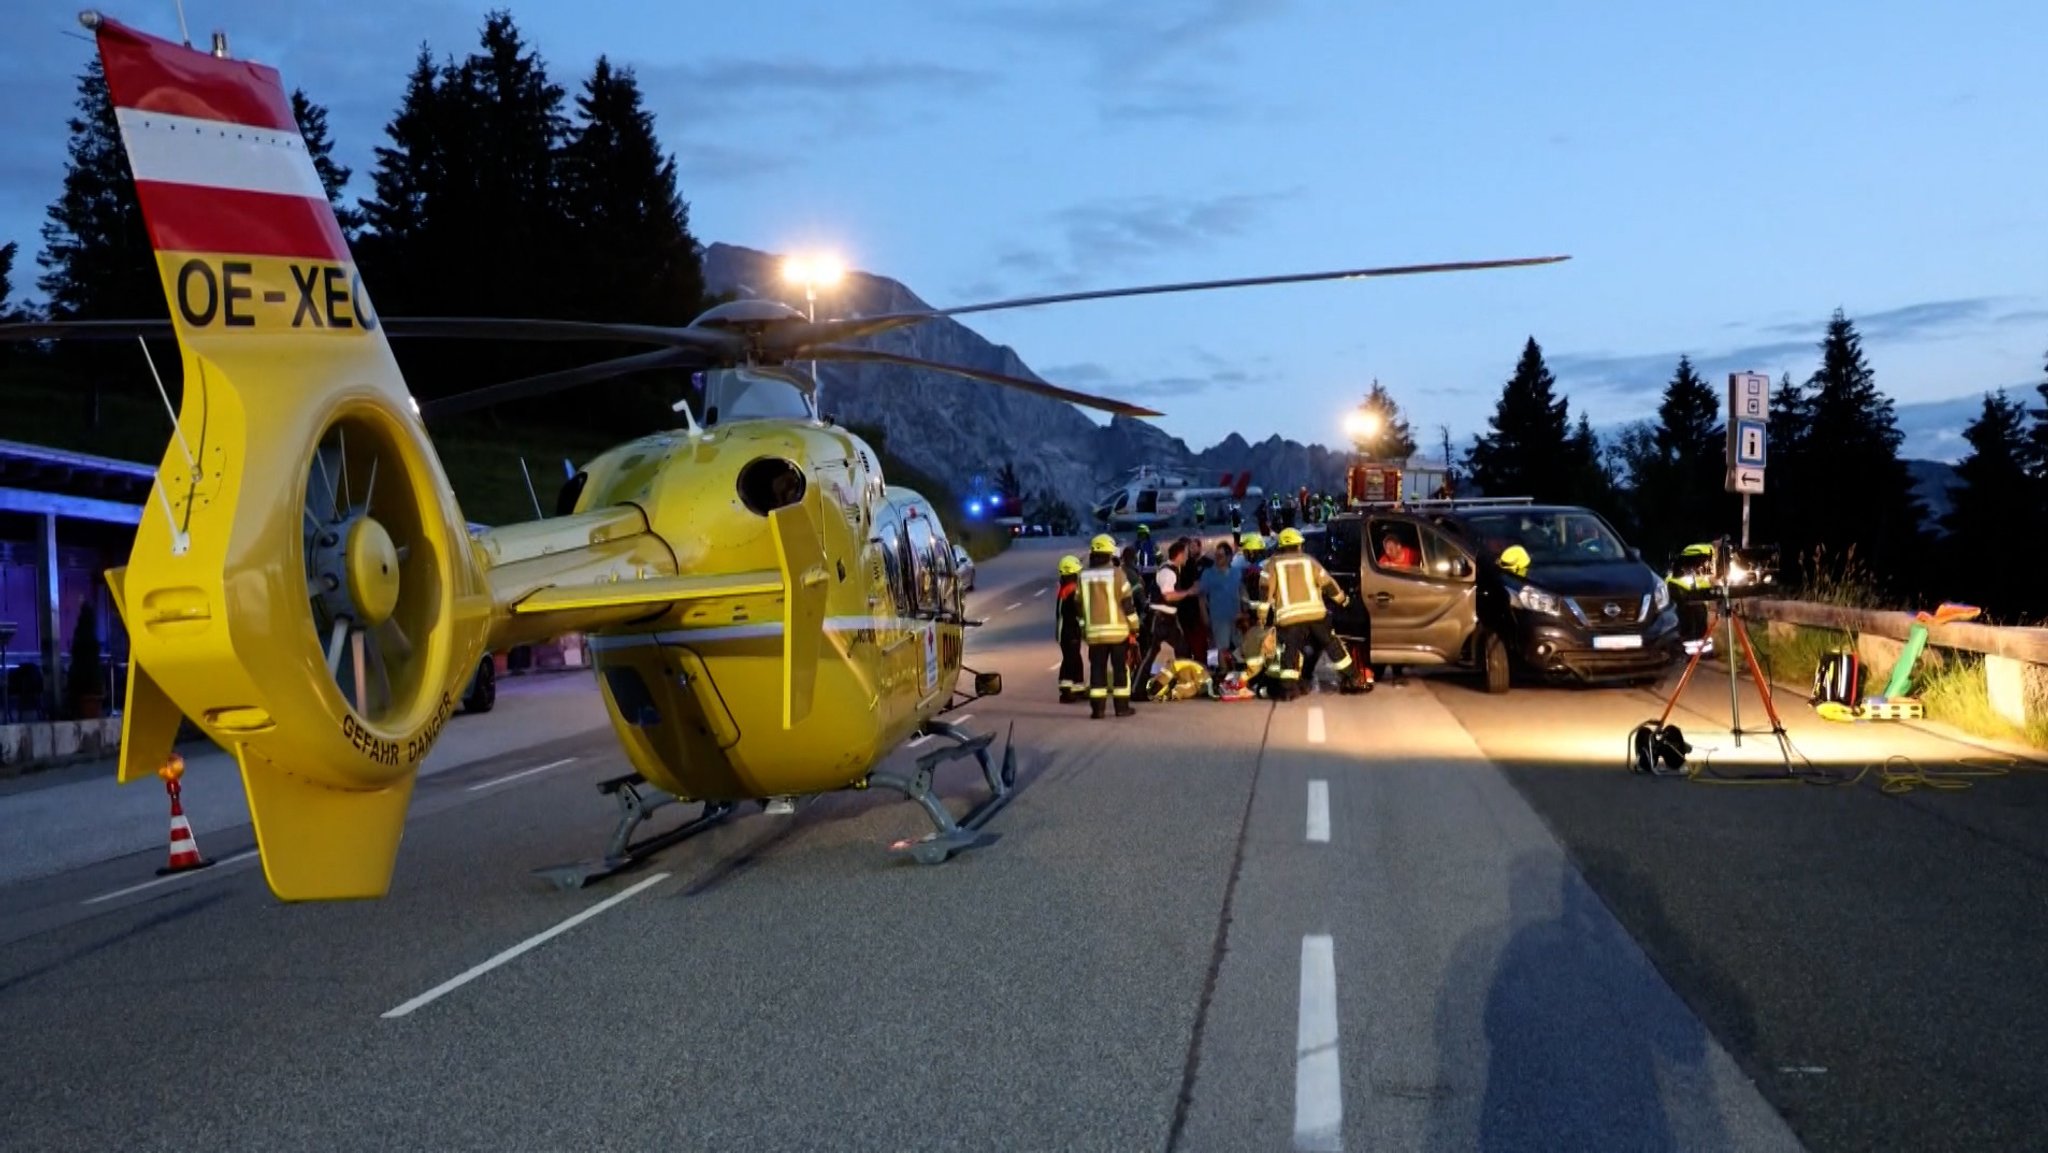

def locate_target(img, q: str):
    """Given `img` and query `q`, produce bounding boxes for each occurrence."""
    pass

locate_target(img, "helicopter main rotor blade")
[807,346,1164,418]
[419,346,710,419]
[777,254,1572,352]
[0,318,174,342]
[380,317,742,357]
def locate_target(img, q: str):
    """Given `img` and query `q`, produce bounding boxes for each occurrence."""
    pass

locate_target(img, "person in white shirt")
[1140,539,1198,679]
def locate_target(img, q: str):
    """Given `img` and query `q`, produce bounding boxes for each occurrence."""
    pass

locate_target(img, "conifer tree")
[2026,348,2048,484]
[1464,337,1570,499]
[0,241,16,319]
[291,88,364,237]
[359,46,446,260]
[1353,379,1418,460]
[445,11,572,320]
[1753,370,1812,550]
[1554,409,1622,527]
[559,56,705,324]
[1623,356,1730,559]
[1800,310,1927,586]
[35,57,159,323]
[1943,391,2040,620]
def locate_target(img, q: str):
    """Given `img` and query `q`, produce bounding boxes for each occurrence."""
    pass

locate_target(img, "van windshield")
[1458,510,1629,564]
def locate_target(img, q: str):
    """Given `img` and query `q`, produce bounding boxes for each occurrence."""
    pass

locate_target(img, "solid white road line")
[382,871,672,1019]
[1295,934,1343,1151]
[466,757,578,792]
[1307,706,1326,744]
[80,849,261,906]
[1306,780,1330,844]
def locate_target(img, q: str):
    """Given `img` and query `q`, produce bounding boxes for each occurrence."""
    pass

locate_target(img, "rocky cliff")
[700,243,1353,518]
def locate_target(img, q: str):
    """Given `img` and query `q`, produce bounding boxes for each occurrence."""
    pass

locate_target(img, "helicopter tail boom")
[89,16,494,901]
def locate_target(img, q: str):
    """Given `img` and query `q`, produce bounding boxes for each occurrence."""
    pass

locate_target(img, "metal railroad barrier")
[1738,598,2048,732]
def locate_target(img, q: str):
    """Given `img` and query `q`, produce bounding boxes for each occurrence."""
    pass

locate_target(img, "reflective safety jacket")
[1146,659,1213,701]
[1667,543,1715,591]
[1055,575,1083,645]
[1261,552,1345,627]
[1079,566,1137,644]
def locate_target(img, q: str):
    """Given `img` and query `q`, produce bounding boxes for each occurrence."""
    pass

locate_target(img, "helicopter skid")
[871,720,1020,866]
[534,772,736,891]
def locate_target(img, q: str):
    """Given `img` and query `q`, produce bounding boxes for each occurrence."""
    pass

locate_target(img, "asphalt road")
[1,534,2042,1151]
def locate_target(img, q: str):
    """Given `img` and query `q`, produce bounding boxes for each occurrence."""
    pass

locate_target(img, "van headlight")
[1652,582,1671,611]
[1509,583,1561,616]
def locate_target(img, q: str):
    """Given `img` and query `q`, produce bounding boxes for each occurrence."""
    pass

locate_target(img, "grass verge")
[1743,618,2047,752]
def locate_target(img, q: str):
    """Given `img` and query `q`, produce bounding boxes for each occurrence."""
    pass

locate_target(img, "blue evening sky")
[3,0,2043,458]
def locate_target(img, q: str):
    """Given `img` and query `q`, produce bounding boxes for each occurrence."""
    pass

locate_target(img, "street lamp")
[1343,405,1382,452]
[783,254,844,413]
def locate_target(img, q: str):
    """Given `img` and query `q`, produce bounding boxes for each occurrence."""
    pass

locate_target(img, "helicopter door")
[1136,489,1160,515]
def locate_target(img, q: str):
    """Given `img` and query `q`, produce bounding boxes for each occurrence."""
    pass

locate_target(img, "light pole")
[783,254,843,417]
[1342,400,1385,507]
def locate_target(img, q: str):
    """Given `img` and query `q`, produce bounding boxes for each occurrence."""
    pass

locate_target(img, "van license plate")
[1592,635,1643,650]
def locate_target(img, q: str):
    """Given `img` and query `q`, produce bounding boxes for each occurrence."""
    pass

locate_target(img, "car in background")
[1313,502,1680,692]
[952,543,977,591]
[458,653,496,714]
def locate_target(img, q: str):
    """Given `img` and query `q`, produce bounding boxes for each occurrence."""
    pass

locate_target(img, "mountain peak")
[697,242,1358,517]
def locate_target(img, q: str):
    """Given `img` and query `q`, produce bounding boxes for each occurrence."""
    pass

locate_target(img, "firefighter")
[1055,554,1085,701]
[1262,527,1366,698]
[1192,496,1207,527]
[1135,523,1158,569]
[1080,535,1138,718]
[1666,542,1716,654]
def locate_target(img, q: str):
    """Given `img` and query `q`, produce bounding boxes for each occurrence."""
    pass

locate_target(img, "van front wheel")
[1481,632,1511,695]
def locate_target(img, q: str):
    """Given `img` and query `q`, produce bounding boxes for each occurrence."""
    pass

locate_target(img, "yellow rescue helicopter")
[4,12,1570,902]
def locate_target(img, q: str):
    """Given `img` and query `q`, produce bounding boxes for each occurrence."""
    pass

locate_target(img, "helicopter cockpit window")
[879,528,913,612]
[700,369,814,425]
[905,517,942,610]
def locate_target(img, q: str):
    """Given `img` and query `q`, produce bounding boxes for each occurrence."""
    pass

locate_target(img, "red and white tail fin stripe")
[92,15,377,344]
[97,16,352,266]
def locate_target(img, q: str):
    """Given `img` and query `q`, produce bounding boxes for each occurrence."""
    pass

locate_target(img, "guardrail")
[1738,598,2048,733]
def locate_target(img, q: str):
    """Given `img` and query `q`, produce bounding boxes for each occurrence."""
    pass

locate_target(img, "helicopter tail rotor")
[87,17,493,901]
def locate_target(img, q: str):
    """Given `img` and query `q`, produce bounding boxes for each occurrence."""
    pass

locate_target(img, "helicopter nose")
[736,456,807,516]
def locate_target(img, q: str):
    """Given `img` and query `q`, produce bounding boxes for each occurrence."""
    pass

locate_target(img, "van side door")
[1360,516,1477,662]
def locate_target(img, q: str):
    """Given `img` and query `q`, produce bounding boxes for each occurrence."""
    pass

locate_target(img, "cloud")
[953,0,1291,123]
[985,188,1298,293]
[635,54,997,184]
[1548,340,1819,400]
[1754,297,2006,343]
[670,142,802,186]
[1554,296,2048,404]
[1038,350,1278,400]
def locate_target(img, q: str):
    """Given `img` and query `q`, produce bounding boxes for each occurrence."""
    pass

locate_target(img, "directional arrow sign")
[1727,466,1765,494]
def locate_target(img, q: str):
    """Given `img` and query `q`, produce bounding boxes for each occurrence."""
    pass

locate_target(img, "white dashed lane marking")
[1306,780,1330,844]
[466,757,578,792]
[1307,706,1326,744]
[1295,934,1343,1151]
[80,849,261,906]
[382,872,672,1019]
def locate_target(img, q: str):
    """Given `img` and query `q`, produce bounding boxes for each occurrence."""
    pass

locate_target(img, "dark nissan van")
[1313,502,1681,692]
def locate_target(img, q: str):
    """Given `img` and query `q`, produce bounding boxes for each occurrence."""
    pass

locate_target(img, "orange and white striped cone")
[156,754,214,877]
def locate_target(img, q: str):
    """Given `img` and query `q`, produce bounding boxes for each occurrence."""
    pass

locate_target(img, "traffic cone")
[156,754,214,876]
